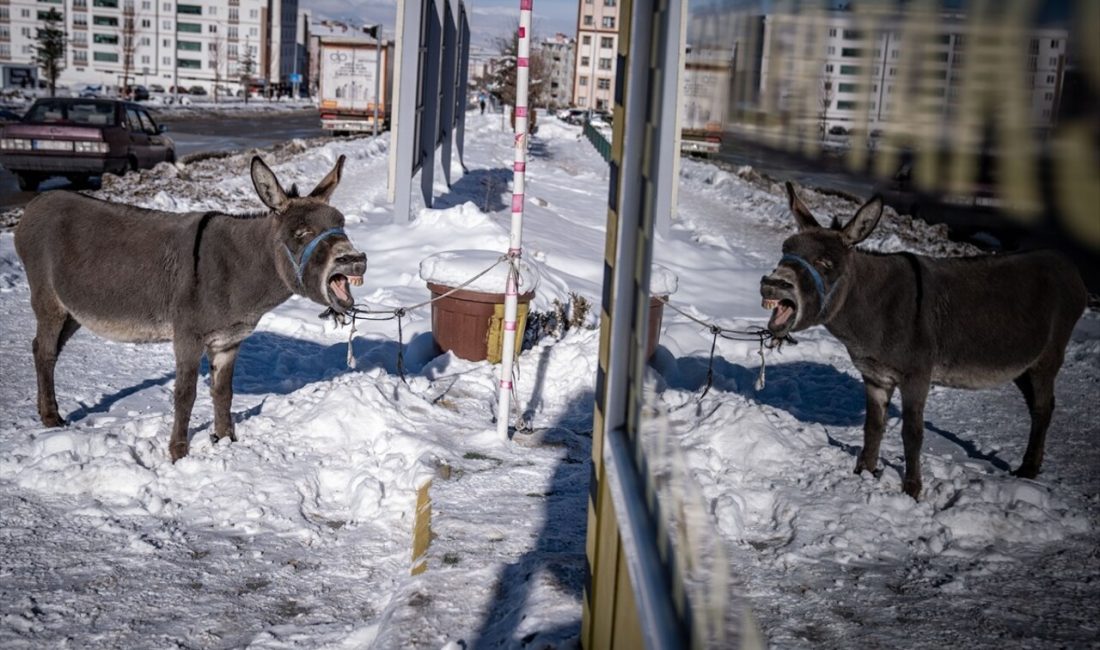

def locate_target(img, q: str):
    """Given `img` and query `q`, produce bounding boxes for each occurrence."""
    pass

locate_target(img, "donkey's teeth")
[349,276,363,287]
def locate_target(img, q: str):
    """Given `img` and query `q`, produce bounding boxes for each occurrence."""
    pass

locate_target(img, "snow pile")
[0,108,1097,648]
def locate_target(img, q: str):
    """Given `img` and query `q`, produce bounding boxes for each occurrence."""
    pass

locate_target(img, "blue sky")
[302,0,579,47]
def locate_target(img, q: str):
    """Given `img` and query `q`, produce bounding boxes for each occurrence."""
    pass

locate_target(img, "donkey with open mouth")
[15,155,367,461]
[760,182,1086,499]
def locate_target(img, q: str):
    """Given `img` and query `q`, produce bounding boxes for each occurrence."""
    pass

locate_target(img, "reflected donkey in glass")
[760,182,1086,499]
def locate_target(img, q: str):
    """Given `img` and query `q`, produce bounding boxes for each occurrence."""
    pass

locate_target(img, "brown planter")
[427,282,535,363]
[647,296,667,360]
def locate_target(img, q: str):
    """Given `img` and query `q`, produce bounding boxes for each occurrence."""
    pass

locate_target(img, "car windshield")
[24,100,118,126]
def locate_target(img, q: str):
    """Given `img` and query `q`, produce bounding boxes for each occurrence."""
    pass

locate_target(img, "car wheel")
[165,149,176,164]
[129,156,139,173]
[67,174,91,189]
[15,172,40,192]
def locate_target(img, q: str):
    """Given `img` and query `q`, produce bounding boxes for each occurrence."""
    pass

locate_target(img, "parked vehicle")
[149,84,166,93]
[168,85,190,95]
[317,35,393,135]
[0,108,23,124]
[78,84,105,98]
[188,85,208,96]
[0,98,175,191]
[829,125,849,135]
[124,85,150,101]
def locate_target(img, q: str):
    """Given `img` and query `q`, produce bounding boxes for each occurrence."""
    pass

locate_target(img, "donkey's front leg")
[899,378,931,500]
[169,335,204,462]
[855,378,894,477]
[207,342,241,445]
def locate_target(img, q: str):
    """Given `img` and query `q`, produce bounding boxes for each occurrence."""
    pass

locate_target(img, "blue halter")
[284,228,346,286]
[781,254,840,317]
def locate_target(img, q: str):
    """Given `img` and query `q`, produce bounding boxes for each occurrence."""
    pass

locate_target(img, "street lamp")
[362,24,381,137]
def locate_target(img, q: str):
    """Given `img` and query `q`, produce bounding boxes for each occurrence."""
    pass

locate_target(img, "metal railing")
[583,118,612,163]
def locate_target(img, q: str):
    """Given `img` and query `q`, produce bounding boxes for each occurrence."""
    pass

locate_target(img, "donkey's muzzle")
[336,252,368,277]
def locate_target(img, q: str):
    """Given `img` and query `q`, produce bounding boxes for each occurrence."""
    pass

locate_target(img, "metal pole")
[374,29,381,138]
[496,0,532,440]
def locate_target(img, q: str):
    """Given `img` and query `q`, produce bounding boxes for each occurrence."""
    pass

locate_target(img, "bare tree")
[34,8,66,97]
[239,38,255,104]
[209,37,224,103]
[120,3,137,96]
[487,23,549,132]
[819,74,834,140]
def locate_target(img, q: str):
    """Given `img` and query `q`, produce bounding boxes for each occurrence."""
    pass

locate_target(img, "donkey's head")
[760,182,883,337]
[251,155,367,314]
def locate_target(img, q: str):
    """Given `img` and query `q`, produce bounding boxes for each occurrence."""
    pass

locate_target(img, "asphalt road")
[0,109,325,210]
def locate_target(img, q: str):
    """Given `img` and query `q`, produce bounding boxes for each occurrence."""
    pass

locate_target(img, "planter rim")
[427,281,536,305]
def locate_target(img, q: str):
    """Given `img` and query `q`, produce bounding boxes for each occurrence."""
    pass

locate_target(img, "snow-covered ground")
[1,110,1097,648]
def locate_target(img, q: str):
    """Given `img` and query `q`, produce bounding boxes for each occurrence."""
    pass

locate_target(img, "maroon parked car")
[0,98,175,191]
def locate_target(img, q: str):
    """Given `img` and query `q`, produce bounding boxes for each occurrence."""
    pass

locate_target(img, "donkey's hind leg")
[31,300,81,428]
[1012,363,1058,479]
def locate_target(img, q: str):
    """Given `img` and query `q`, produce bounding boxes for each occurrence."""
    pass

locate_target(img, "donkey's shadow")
[655,349,1011,469]
[66,331,429,424]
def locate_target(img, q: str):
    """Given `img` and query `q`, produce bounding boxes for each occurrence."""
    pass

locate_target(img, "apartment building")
[0,0,303,93]
[759,12,1067,133]
[572,0,619,111]
[541,32,573,109]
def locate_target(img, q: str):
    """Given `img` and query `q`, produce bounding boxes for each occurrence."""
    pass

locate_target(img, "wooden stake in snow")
[497,0,533,440]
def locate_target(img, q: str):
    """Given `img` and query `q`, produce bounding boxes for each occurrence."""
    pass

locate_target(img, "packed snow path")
[1,111,1097,648]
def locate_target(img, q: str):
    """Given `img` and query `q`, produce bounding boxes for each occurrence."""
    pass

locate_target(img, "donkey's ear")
[786,181,820,231]
[841,195,884,246]
[309,154,346,203]
[251,156,289,212]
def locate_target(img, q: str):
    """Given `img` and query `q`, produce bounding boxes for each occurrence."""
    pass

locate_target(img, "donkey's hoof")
[854,457,879,476]
[1011,465,1039,480]
[209,430,238,445]
[902,478,922,500]
[169,442,190,463]
[41,413,66,428]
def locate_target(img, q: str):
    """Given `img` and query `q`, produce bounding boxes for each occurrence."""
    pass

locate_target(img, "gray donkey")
[760,183,1086,499]
[15,155,367,461]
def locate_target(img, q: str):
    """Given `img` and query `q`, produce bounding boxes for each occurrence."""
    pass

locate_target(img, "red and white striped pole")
[497,0,533,440]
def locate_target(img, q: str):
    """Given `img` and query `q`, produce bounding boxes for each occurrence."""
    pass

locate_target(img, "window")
[597,78,610,90]
[840,65,861,75]
[139,36,150,46]
[838,82,858,93]
[843,29,863,40]
[1049,57,1058,66]
[228,26,238,40]
[228,43,238,58]
[579,76,588,86]
[163,20,172,29]
[582,35,591,45]
[141,55,150,64]
[209,6,216,15]
[249,8,258,18]
[163,1,170,9]
[177,4,201,14]
[828,28,837,37]
[93,0,118,6]
[93,51,119,62]
[38,10,64,20]
[601,16,615,29]
[177,22,201,33]
[841,48,862,58]
[580,56,590,66]
[141,19,150,28]
[600,37,613,48]
[828,46,835,55]
[73,49,87,62]
[93,33,118,44]
[229,8,238,21]
[92,15,117,26]
[836,100,858,110]
[825,63,834,73]
[141,1,150,8]
[178,58,201,69]
[208,25,216,33]
[177,40,200,51]
[598,57,612,70]
[1050,39,1059,48]
[604,0,616,5]
[162,56,171,65]
[583,15,593,26]
[20,9,30,18]
[73,14,87,26]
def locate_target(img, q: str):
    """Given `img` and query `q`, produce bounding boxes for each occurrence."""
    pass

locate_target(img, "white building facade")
[572,0,619,111]
[0,0,303,93]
